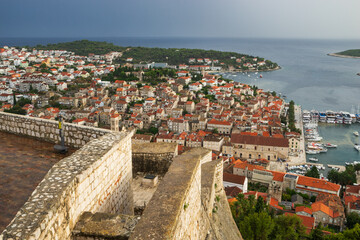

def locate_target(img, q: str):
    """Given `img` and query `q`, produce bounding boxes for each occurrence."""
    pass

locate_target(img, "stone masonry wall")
[130,148,212,240]
[0,112,111,148]
[0,131,134,240]
[132,142,178,175]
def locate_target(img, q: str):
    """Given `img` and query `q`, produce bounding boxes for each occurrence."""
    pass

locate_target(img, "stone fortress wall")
[130,148,242,240]
[0,112,241,240]
[0,112,111,148]
[0,131,134,240]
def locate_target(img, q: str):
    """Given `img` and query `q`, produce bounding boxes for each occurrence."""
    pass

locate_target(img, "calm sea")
[1,37,360,166]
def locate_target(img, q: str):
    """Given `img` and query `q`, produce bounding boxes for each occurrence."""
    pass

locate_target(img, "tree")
[255,196,266,213]
[310,223,324,240]
[13,93,17,105]
[239,212,274,240]
[305,166,320,179]
[346,212,360,229]
[270,214,306,240]
[328,169,340,184]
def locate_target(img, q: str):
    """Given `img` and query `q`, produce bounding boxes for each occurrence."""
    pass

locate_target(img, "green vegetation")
[28,40,278,70]
[282,188,314,205]
[305,166,320,179]
[135,127,158,135]
[33,40,126,56]
[335,49,360,57]
[231,194,307,240]
[4,97,31,115]
[288,100,301,133]
[102,66,139,82]
[327,164,359,187]
[231,193,360,239]
[346,212,360,230]
[248,182,268,193]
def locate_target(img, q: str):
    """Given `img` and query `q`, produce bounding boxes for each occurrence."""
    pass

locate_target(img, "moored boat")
[309,157,319,162]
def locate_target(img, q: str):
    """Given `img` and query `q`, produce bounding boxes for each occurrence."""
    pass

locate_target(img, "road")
[287,105,307,166]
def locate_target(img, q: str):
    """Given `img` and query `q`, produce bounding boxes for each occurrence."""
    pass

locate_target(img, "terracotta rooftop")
[231,134,289,147]
[297,176,340,193]
[223,173,246,185]
[345,185,360,195]
[295,206,312,215]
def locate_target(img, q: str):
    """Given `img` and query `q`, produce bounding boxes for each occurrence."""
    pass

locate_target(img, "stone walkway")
[0,131,74,232]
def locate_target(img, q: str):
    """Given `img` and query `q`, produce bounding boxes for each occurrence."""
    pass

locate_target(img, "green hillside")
[33,40,126,56]
[335,49,360,57]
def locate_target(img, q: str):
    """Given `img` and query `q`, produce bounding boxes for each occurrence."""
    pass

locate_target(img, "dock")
[327,164,346,172]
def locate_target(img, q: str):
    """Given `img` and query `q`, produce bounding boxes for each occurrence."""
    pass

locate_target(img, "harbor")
[299,109,360,174]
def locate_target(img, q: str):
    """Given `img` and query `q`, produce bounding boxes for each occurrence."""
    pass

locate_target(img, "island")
[29,40,279,72]
[328,49,360,59]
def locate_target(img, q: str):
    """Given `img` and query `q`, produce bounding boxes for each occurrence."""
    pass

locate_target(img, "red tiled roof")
[269,197,283,210]
[345,185,360,195]
[234,162,264,171]
[311,202,333,217]
[295,206,313,215]
[208,119,232,126]
[223,173,246,185]
[231,134,289,147]
[225,186,242,197]
[297,176,340,193]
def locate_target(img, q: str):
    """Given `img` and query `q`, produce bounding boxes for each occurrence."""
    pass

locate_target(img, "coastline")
[208,65,281,74]
[327,53,360,59]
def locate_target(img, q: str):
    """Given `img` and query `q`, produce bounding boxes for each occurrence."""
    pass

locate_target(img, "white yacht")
[355,144,360,152]
[354,131,359,137]
[309,157,319,162]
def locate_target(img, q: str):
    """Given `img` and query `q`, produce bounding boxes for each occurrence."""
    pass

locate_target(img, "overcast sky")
[2,0,360,39]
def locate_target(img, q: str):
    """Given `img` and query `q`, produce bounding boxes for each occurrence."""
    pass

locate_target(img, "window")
[258,154,261,158]
[255,146,257,150]
[268,156,270,160]
[240,153,242,158]
[249,154,252,158]
[274,155,276,159]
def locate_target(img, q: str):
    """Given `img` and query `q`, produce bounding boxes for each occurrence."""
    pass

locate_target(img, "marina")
[301,111,360,171]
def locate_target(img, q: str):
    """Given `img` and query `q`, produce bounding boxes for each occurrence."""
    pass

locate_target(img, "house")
[229,134,289,161]
[203,135,224,152]
[295,206,313,217]
[168,118,189,133]
[225,186,242,198]
[223,173,248,193]
[291,194,304,204]
[296,175,341,196]
[132,134,153,144]
[207,119,233,134]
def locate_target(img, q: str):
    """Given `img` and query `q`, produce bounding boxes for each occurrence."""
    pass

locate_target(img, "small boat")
[259,74,263,78]
[325,143,337,148]
[306,150,320,154]
[355,144,360,152]
[309,157,319,162]
[354,131,359,137]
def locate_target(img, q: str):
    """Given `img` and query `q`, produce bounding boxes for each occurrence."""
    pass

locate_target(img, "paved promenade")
[288,105,307,166]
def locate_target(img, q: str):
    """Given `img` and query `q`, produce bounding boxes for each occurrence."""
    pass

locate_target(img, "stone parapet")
[0,112,111,148]
[132,142,178,175]
[0,131,134,240]
[130,148,211,240]
[72,212,138,240]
